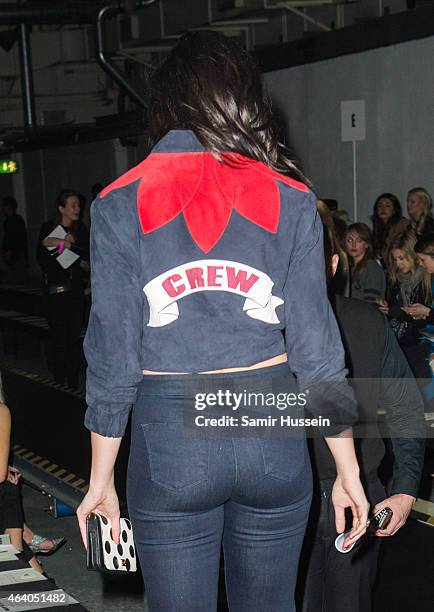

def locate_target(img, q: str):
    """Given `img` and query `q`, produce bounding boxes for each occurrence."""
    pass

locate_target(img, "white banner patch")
[143,259,283,327]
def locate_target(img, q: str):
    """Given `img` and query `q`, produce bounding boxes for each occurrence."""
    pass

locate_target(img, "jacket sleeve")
[283,190,357,436]
[84,196,143,437]
[380,320,425,497]
[361,260,386,302]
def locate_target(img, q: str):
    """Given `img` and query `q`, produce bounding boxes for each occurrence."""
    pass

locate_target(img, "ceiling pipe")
[95,4,148,109]
[0,2,121,25]
[18,22,36,131]
[0,1,155,121]
[0,0,156,25]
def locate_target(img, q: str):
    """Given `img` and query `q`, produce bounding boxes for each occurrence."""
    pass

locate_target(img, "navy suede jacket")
[84,130,355,437]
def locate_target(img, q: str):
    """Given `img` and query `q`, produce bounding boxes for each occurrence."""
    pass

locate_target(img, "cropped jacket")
[84,130,356,437]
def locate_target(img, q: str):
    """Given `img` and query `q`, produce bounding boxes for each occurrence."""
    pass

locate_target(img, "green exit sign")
[0,160,18,174]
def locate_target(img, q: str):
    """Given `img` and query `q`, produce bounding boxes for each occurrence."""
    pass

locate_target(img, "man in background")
[296,201,426,612]
[1,196,28,283]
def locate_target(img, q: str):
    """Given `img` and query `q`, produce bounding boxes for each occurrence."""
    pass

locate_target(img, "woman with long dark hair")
[371,192,407,265]
[345,223,386,303]
[76,32,368,611]
[36,189,89,388]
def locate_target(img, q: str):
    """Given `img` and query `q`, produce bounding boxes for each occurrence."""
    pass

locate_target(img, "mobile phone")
[335,507,393,554]
[367,507,393,532]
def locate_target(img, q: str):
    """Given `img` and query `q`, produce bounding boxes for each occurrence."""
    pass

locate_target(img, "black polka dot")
[110,528,113,541]
[129,545,135,558]
[117,544,123,556]
[113,556,119,569]
[100,515,108,525]
[122,530,128,543]
[125,559,131,571]
[104,541,111,554]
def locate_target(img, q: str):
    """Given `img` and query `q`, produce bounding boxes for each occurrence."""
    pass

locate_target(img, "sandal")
[29,535,66,555]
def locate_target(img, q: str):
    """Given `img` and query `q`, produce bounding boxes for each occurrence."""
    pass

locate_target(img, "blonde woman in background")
[378,231,432,378]
[407,187,434,239]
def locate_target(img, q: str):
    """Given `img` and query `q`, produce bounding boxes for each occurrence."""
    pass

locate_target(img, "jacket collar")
[100,129,308,253]
[151,130,205,154]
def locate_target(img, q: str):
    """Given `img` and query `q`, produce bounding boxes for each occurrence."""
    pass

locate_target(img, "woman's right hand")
[332,472,370,550]
[76,485,120,550]
[64,233,75,246]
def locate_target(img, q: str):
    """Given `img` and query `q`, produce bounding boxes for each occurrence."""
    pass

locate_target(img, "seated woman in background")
[407,187,434,239]
[378,231,432,378]
[345,223,386,303]
[0,377,43,574]
[371,192,408,267]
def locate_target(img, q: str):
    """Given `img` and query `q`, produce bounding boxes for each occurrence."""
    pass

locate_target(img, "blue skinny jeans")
[127,364,313,611]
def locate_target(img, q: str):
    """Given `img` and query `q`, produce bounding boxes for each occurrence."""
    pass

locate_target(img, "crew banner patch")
[143,259,284,327]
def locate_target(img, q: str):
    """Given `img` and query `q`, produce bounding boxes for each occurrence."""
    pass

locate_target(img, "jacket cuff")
[84,403,132,438]
[389,476,420,499]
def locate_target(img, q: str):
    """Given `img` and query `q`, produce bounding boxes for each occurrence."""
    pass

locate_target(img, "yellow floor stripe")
[414,498,434,517]
[11,442,89,492]
[46,464,59,473]
[72,478,86,488]
[52,468,66,477]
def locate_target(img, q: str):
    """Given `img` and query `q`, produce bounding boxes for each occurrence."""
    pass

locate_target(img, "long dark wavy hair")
[148,30,306,182]
[371,192,402,256]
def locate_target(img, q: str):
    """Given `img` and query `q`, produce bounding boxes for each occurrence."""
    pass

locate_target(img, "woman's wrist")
[336,465,360,479]
[89,476,115,492]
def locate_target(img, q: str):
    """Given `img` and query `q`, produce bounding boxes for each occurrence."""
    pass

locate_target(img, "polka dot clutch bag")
[86,512,137,573]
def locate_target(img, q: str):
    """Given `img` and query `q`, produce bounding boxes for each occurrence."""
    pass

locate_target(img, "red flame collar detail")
[100,152,308,253]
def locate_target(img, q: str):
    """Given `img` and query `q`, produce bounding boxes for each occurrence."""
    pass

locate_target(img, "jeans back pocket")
[141,423,210,491]
[259,436,306,481]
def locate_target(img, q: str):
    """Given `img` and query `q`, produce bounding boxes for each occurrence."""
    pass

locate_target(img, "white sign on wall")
[341,100,366,142]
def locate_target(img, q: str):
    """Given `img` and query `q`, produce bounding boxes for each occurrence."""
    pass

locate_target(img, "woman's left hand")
[402,303,430,320]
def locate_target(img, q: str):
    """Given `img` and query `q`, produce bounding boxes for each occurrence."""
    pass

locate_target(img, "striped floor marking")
[0,360,85,399]
[12,444,89,494]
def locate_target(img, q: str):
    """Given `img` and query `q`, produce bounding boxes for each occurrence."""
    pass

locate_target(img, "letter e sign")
[341,100,366,142]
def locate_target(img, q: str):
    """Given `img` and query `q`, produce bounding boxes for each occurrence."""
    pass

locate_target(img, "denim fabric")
[126,364,313,612]
[84,130,356,438]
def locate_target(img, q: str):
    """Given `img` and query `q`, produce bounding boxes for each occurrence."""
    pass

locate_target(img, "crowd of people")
[332,187,434,381]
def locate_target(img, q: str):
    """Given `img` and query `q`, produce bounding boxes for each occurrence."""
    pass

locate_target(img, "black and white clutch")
[86,512,137,573]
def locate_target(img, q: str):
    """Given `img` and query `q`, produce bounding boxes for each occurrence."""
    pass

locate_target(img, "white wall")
[264,35,434,225]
